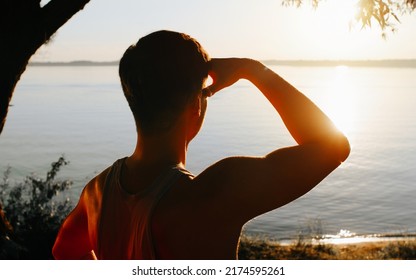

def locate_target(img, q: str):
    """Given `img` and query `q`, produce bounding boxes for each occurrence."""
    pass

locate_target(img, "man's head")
[119,30,210,135]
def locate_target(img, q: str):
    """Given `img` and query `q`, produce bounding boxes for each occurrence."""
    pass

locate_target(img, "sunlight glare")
[322,66,358,136]
[281,0,364,60]
[320,0,359,28]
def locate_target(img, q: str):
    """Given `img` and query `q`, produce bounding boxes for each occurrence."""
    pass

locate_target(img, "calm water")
[1,65,415,242]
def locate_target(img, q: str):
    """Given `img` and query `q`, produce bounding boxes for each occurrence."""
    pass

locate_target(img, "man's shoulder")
[82,166,112,199]
[191,157,245,190]
[195,156,251,178]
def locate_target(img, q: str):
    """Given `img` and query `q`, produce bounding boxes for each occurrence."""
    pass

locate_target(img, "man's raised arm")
[201,58,350,223]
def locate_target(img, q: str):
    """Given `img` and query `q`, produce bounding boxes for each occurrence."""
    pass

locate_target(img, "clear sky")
[35,0,416,62]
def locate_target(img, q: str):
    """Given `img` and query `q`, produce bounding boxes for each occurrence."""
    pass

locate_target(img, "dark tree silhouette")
[0,0,90,135]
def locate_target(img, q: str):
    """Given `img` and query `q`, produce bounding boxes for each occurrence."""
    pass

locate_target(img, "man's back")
[97,159,194,259]
[82,158,243,259]
[151,165,243,259]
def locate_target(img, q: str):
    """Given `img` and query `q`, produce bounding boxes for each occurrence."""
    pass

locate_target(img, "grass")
[238,236,416,260]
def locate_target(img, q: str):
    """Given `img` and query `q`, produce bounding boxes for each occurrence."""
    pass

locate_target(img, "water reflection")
[318,230,416,245]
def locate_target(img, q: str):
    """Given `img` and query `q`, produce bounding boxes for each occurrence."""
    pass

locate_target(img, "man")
[53,30,350,259]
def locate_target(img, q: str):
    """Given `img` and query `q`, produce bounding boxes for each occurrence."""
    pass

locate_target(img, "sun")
[320,66,358,136]
[318,0,359,27]
[283,0,363,59]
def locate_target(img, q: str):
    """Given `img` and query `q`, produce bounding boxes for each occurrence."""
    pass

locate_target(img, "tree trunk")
[0,0,91,134]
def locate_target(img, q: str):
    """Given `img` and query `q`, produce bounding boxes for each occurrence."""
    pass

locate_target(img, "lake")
[1,64,415,243]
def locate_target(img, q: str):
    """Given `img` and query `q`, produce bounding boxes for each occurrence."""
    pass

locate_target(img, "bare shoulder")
[53,167,113,259]
[191,143,346,223]
[80,166,112,212]
[191,155,260,191]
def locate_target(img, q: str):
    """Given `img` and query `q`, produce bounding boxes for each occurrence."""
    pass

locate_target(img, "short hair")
[119,30,209,135]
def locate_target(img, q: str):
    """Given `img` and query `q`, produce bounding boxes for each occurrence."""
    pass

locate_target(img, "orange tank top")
[96,158,192,259]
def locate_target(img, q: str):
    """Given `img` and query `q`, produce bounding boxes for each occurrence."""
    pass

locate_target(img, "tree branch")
[0,0,91,134]
[41,0,91,44]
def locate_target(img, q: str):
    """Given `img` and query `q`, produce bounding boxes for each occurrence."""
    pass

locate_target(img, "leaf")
[391,12,401,23]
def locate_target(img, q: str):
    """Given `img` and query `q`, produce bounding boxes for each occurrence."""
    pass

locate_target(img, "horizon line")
[28,58,416,68]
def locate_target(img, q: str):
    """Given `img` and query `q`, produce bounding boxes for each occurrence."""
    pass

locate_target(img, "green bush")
[0,156,73,259]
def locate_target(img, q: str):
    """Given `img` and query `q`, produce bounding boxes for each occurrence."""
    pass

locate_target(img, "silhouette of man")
[53,30,350,259]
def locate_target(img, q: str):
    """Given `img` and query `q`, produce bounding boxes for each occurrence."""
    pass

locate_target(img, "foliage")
[239,218,416,260]
[381,241,416,259]
[238,236,337,260]
[0,156,73,259]
[238,236,416,259]
[282,0,416,37]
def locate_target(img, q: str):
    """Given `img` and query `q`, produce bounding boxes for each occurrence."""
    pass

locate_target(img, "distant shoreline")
[29,59,416,68]
[29,61,119,67]
[263,59,416,68]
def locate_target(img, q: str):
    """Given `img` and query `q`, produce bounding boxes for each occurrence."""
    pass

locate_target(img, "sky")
[35,0,416,62]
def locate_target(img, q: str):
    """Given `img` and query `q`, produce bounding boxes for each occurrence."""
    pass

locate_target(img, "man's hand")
[203,58,257,97]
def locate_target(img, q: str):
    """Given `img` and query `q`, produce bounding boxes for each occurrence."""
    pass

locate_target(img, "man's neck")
[130,125,189,169]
